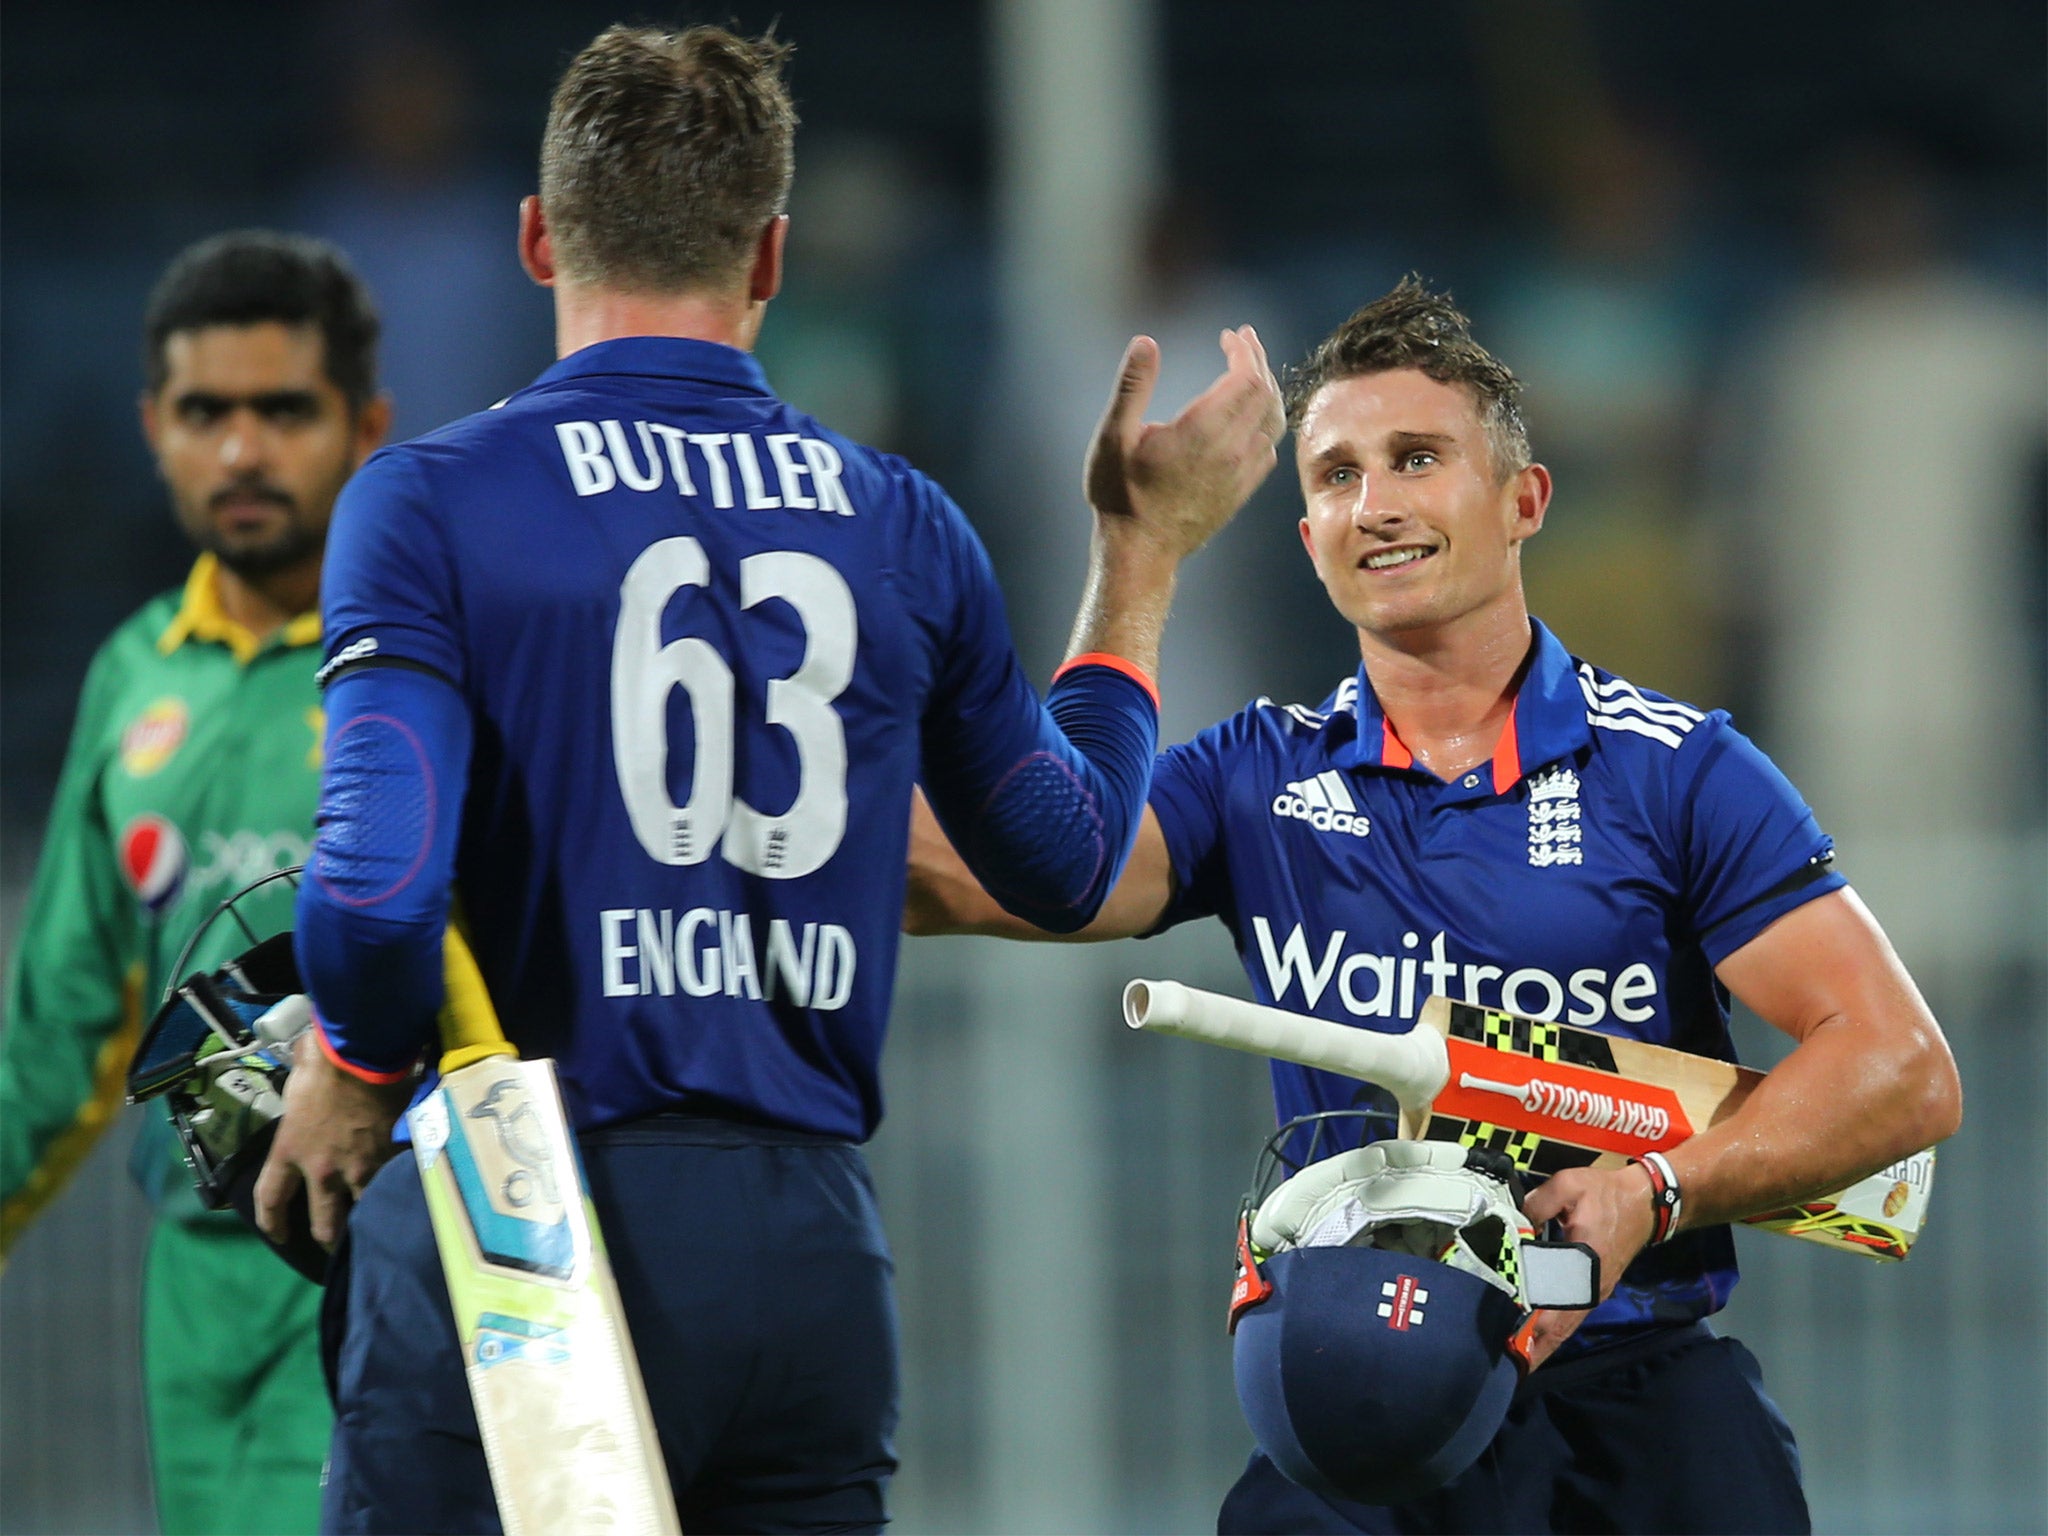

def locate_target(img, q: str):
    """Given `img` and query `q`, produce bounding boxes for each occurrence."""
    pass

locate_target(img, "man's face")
[141,322,375,580]
[1294,369,1549,639]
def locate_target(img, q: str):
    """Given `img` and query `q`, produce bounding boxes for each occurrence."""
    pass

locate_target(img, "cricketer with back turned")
[251,23,1286,1535]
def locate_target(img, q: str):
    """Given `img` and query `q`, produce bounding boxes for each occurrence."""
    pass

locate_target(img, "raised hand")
[1063,327,1285,680]
[1084,325,1284,561]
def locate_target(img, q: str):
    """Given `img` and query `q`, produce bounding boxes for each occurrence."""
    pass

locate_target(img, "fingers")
[1520,1179,1566,1227]
[1190,327,1285,445]
[307,1173,351,1250]
[1521,1304,1590,1371]
[1098,334,1161,444]
[253,1146,304,1246]
[1242,326,1285,442]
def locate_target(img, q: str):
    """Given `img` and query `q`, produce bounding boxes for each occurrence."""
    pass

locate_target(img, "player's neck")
[1357,599,1533,782]
[214,557,317,642]
[552,282,766,358]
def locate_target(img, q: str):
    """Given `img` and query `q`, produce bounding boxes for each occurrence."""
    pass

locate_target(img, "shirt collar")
[1328,617,1590,792]
[156,553,322,665]
[523,336,773,398]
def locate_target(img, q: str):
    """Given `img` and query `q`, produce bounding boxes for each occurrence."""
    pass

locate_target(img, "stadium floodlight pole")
[979,2,1164,1529]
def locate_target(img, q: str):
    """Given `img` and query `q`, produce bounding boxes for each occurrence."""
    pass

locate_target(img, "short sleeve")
[1147,716,1243,931]
[320,448,464,687]
[1676,716,1847,965]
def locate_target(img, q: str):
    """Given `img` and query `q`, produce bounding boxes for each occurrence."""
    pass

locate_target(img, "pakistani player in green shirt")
[1,232,389,1535]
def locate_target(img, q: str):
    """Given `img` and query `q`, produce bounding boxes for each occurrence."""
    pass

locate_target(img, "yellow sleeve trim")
[438,922,517,1074]
[0,963,144,1257]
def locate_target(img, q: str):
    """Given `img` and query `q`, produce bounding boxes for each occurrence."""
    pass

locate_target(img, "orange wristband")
[1053,652,1160,710]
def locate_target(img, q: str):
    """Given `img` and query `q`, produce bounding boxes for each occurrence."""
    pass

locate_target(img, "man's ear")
[518,196,556,287]
[1507,462,1553,545]
[351,393,395,468]
[749,215,789,304]
[1298,516,1318,564]
[139,390,163,457]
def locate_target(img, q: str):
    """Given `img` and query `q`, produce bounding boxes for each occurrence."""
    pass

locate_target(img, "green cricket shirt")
[1,556,326,1244]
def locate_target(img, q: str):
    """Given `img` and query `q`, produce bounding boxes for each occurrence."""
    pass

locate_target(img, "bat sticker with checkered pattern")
[1123,979,1935,1261]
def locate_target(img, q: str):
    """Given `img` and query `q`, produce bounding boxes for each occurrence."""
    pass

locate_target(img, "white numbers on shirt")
[611,537,855,878]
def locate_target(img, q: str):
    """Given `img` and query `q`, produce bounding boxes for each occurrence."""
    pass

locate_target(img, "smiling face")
[1295,368,1551,644]
[141,321,379,580]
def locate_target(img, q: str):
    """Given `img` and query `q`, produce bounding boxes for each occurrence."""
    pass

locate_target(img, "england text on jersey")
[597,906,856,1010]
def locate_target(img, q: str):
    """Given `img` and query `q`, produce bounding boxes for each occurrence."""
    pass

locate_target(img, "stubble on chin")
[210,521,325,580]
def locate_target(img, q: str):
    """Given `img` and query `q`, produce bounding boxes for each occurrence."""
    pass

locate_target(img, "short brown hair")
[1285,276,1530,478]
[539,24,797,293]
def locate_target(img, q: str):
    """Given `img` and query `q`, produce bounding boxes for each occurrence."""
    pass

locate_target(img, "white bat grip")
[1122,979,1449,1118]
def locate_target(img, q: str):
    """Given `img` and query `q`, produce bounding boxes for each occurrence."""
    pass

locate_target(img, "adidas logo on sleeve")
[1271,771,1371,838]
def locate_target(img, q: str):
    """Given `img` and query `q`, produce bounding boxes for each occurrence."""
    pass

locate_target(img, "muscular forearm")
[1672,888,1961,1234]
[1522,889,1961,1367]
[1665,994,1959,1233]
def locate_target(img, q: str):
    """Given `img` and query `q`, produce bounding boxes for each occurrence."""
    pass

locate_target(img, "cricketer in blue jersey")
[250,24,1283,1535]
[906,278,1961,1534]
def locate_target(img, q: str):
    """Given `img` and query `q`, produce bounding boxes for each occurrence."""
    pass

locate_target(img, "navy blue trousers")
[1219,1324,1808,1535]
[320,1117,899,1534]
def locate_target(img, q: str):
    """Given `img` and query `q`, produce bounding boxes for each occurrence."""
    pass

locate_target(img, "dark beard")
[208,518,325,580]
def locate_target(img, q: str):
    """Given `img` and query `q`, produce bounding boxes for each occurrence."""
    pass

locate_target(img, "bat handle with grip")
[1122,978,1449,1120]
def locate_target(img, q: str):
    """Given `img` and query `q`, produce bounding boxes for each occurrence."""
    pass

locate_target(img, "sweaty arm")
[1519,889,1960,1368]
[1520,726,1961,1366]
[1669,888,1960,1223]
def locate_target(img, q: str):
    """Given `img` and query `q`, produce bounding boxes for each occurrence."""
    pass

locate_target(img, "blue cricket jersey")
[1147,619,1845,1348]
[305,337,1157,1139]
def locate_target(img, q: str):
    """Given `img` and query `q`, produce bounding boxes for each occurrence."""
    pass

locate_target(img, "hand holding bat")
[1123,978,1939,1261]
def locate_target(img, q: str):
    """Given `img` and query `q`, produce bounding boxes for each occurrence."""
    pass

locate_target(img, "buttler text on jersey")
[1252,917,1660,1028]
[556,419,857,515]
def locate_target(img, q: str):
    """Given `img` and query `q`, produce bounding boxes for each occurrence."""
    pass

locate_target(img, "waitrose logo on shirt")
[1249,917,1659,1028]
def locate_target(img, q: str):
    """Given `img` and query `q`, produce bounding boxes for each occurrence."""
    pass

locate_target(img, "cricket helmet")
[127,867,331,1283]
[1228,1121,1596,1506]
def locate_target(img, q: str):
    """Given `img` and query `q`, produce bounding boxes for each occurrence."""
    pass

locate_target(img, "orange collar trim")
[1380,717,1414,770]
[1491,707,1522,794]
[1380,703,1523,791]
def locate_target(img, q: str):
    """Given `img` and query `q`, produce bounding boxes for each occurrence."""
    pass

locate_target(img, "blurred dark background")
[3,2,2043,1532]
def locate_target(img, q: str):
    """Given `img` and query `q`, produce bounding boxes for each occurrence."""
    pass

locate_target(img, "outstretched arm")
[1520,888,1961,1366]
[918,327,1280,933]
[903,787,1176,941]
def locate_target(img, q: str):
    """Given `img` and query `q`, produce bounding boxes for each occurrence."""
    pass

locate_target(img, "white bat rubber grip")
[1122,978,1449,1119]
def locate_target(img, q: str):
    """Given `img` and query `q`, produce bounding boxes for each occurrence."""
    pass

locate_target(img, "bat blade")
[1126,981,1934,1261]
[412,1056,682,1536]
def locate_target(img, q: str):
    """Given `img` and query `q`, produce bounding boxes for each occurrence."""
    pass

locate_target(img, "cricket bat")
[411,930,682,1536]
[1123,979,1935,1261]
